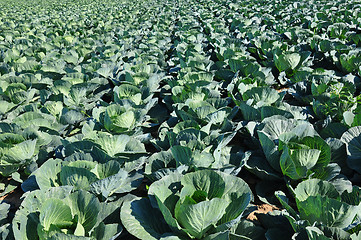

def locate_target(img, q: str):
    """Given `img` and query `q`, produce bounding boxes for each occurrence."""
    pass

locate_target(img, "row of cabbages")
[1,0,361,239]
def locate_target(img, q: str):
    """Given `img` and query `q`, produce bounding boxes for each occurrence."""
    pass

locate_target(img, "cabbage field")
[1,0,361,239]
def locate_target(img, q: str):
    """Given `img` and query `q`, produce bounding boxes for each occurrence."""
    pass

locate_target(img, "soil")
[0,187,24,209]
[247,204,279,221]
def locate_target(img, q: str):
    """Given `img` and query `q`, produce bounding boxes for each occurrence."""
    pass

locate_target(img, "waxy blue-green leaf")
[39,199,73,231]
[174,197,228,239]
[68,190,100,233]
[274,53,301,72]
[341,126,361,174]
[59,166,97,191]
[121,197,173,240]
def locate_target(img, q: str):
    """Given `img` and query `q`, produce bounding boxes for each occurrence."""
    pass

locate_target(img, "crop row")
[0,0,361,239]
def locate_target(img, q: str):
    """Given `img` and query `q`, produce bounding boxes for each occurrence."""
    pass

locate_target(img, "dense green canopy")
[0,0,361,239]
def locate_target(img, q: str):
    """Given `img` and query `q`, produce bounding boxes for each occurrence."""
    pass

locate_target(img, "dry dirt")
[0,187,24,209]
[247,204,279,221]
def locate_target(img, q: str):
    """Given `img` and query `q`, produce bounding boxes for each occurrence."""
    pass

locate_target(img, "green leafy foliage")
[122,170,253,239]
[13,187,122,240]
[1,0,361,239]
